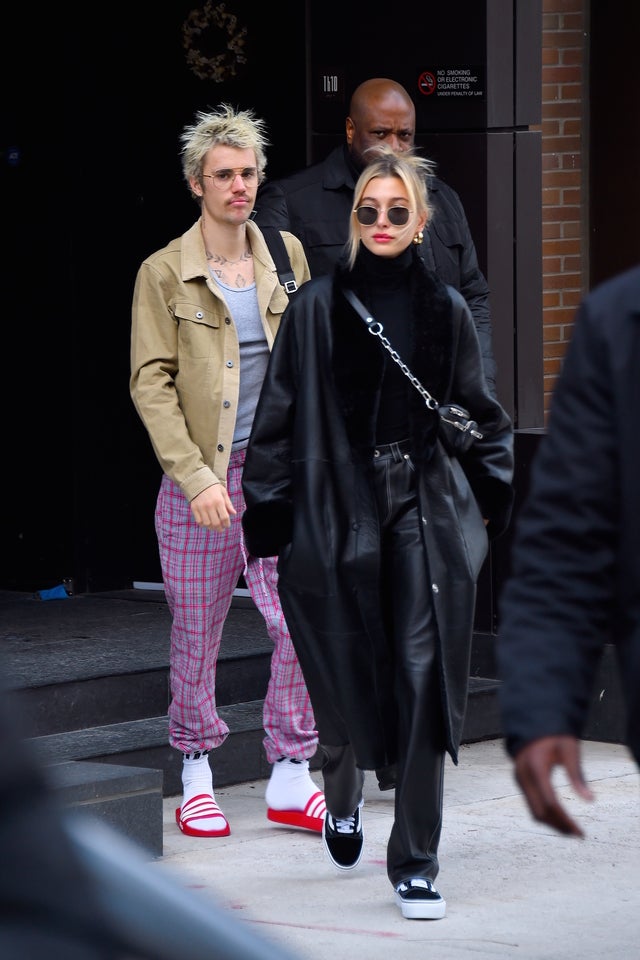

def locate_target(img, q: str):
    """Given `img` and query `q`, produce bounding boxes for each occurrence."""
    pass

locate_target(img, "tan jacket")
[130,218,310,503]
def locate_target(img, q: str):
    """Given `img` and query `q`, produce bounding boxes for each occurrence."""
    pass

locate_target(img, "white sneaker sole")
[322,801,364,872]
[395,893,447,920]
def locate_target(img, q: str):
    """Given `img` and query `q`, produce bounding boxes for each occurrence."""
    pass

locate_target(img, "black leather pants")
[321,439,446,887]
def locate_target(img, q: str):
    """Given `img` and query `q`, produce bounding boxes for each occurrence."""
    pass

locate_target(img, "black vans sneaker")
[395,878,446,919]
[322,801,363,871]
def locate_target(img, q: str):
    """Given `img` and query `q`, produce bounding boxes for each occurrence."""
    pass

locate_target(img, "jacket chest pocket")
[174,301,221,358]
[428,221,465,284]
[304,221,348,251]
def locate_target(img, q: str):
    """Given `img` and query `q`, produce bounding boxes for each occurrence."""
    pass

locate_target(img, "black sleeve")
[242,305,299,557]
[496,299,616,757]
[428,180,497,395]
[252,180,291,232]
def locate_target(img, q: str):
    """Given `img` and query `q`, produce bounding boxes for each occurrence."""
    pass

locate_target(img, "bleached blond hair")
[180,103,269,200]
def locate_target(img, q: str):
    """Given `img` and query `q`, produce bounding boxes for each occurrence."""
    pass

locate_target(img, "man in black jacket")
[253,77,496,395]
[497,265,640,837]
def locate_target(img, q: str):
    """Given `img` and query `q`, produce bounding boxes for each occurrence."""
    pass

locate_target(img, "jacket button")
[217,444,224,452]
[223,400,231,408]
[226,360,233,367]
[195,311,204,319]
[432,583,439,594]
[225,317,231,324]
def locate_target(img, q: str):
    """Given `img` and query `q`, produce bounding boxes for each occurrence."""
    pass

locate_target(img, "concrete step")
[28,701,272,798]
[47,760,164,859]
[28,675,502,798]
[0,590,506,779]
[3,592,271,737]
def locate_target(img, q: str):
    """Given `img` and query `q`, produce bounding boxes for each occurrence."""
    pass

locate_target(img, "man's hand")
[513,735,595,837]
[190,484,237,532]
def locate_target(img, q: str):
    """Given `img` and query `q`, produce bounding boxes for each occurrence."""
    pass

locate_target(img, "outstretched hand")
[513,735,595,837]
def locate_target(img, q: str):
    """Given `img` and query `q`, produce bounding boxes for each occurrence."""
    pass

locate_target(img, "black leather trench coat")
[242,257,514,770]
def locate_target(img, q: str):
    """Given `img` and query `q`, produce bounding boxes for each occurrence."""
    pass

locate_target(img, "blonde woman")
[243,148,514,919]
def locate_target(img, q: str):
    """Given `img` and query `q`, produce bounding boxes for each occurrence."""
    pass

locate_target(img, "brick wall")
[540,0,587,417]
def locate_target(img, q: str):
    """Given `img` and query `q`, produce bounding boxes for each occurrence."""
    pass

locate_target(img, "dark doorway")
[1,2,306,592]
[589,5,640,285]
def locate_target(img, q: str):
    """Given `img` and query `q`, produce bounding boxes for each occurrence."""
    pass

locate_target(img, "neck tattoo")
[206,247,251,266]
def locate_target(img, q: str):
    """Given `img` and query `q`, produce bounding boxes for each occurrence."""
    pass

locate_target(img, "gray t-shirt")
[213,277,269,450]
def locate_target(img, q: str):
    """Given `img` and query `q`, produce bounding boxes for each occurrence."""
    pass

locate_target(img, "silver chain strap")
[344,289,483,440]
[364,319,439,410]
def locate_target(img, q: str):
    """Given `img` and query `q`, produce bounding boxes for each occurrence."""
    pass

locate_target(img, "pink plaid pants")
[155,449,317,763]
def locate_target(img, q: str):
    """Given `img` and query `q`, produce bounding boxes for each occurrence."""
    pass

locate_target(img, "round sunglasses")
[355,205,412,226]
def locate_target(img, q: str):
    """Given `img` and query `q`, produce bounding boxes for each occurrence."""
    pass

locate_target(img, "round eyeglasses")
[355,205,412,226]
[202,167,259,190]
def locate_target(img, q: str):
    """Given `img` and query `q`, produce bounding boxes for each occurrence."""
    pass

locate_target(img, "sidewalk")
[149,738,640,960]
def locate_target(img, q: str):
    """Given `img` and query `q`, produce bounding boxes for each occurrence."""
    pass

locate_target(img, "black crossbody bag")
[343,289,483,455]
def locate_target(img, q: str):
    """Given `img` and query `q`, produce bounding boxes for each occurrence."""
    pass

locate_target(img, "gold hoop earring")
[413,231,424,245]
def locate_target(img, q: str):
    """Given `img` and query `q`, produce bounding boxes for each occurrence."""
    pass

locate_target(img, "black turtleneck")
[353,245,413,444]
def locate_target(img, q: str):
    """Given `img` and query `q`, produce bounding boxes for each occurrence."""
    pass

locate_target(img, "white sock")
[182,752,213,801]
[265,757,323,811]
[181,753,227,830]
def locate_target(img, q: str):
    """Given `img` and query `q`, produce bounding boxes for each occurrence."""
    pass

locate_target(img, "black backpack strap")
[260,226,298,294]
